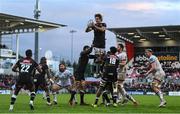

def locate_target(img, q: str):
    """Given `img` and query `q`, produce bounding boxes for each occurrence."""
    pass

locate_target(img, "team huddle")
[9,13,167,111]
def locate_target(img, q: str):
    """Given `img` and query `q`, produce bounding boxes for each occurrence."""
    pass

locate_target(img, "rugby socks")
[10,94,17,105]
[94,97,99,105]
[30,92,36,105]
[43,91,47,99]
[53,92,57,102]
[80,91,85,104]
[70,91,76,102]
[46,95,51,103]
[113,95,117,104]
[102,92,110,103]
[156,91,164,102]
[119,87,127,99]
[120,87,136,103]
[9,94,17,110]
[125,94,136,103]
[74,94,78,103]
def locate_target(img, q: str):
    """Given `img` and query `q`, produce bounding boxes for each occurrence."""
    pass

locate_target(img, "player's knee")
[151,81,159,89]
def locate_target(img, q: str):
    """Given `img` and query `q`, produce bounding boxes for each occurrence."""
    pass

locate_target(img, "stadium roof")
[108,25,180,43]
[0,13,67,35]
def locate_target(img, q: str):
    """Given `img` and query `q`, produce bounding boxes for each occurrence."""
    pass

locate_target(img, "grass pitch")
[0,94,180,113]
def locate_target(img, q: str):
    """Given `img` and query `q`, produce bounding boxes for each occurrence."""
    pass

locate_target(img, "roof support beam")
[136,29,151,40]
[162,28,175,39]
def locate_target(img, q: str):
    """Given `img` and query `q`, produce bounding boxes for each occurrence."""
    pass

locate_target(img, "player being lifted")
[9,49,42,111]
[116,44,138,105]
[85,13,106,55]
[144,49,166,107]
[92,46,119,107]
[51,63,75,105]
[85,13,106,76]
[34,57,52,105]
[70,45,93,105]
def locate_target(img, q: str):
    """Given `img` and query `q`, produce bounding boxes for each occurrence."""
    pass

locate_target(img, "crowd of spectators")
[0,74,15,90]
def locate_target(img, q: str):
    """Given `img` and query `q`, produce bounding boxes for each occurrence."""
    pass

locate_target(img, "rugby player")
[116,44,138,105]
[71,45,93,105]
[51,63,75,105]
[34,57,52,105]
[9,49,42,111]
[92,46,119,107]
[145,49,166,107]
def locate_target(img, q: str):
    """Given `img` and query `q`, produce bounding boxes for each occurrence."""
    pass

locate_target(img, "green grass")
[0,94,180,113]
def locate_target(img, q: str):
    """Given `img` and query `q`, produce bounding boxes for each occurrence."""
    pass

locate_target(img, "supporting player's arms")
[36,65,43,74]
[81,45,93,55]
[45,69,52,79]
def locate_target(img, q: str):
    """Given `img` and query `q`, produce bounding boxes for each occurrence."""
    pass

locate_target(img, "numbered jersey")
[16,57,38,76]
[102,55,119,82]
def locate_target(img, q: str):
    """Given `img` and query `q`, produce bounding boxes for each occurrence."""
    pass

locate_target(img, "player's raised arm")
[85,20,93,32]
[36,64,42,74]
[45,69,52,79]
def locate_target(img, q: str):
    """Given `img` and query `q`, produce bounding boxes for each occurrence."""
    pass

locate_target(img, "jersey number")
[20,64,30,72]
[110,58,116,64]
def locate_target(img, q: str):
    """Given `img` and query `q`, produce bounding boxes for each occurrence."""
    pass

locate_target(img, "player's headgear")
[83,45,90,50]
[95,13,103,21]
[25,49,32,57]
[110,46,117,54]
[118,43,124,50]
[145,49,153,52]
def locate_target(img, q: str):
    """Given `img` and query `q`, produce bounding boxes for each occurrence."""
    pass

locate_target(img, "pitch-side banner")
[135,53,179,62]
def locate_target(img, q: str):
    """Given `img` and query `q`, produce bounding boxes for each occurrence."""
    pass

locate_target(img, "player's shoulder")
[64,69,71,74]
[150,55,157,59]
[149,55,157,61]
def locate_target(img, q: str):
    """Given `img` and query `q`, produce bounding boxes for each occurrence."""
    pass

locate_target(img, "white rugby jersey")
[148,55,165,75]
[116,51,127,72]
[55,69,73,86]
[116,52,127,62]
